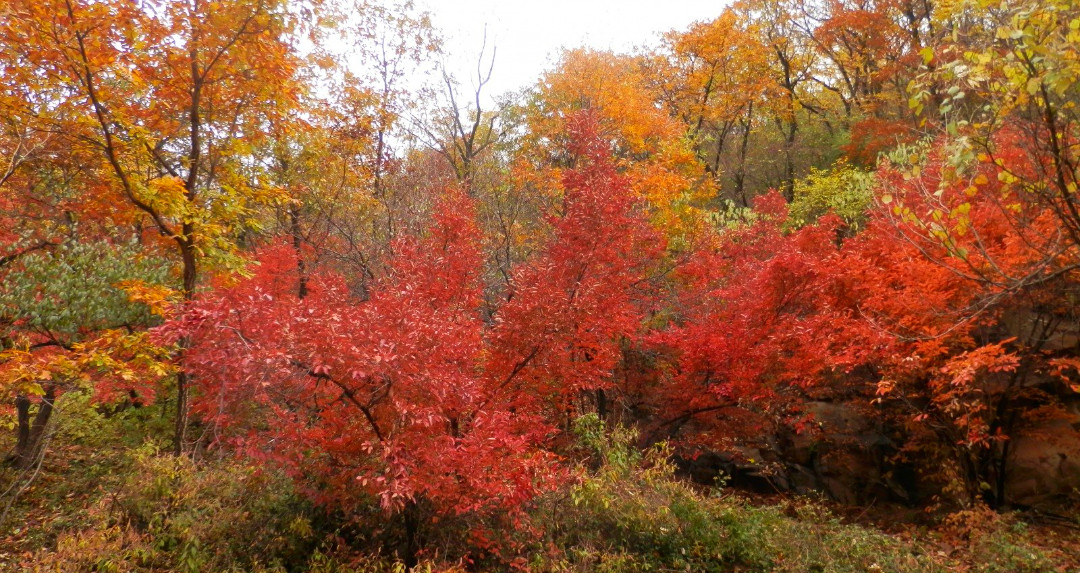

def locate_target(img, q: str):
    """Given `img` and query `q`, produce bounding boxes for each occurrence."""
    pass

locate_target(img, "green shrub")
[115,443,317,572]
[14,407,1071,573]
[529,415,935,573]
[787,160,875,230]
[25,440,317,573]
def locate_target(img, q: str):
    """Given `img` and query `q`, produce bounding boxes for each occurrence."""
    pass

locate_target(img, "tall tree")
[525,49,712,241]
[734,0,822,199]
[653,10,776,205]
[1,0,308,452]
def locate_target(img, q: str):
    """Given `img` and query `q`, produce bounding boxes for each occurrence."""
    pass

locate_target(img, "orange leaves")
[1,0,310,285]
[536,50,672,155]
[661,11,775,128]
[927,342,1021,443]
[526,49,712,240]
[645,126,1079,491]
[1050,358,1080,392]
[938,342,1020,391]
[0,328,172,405]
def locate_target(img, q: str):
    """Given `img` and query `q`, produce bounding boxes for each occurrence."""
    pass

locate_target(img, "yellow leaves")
[0,345,78,398]
[1025,77,1043,96]
[963,2,1079,99]
[920,46,936,65]
[116,280,180,318]
[144,176,190,220]
[1069,18,1080,48]
[0,327,175,401]
[995,25,1025,41]
[79,329,176,381]
[950,203,972,236]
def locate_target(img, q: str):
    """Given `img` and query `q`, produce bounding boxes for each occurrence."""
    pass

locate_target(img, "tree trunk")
[11,385,56,470]
[290,205,308,300]
[403,500,421,569]
[173,232,197,456]
[782,120,797,202]
[735,104,754,206]
[173,370,189,456]
[13,394,30,460]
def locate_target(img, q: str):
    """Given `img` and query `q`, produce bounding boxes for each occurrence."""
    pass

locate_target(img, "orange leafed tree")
[653,10,777,205]
[525,49,713,241]
[1,0,309,452]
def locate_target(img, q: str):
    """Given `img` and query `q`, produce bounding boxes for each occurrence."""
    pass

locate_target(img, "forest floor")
[1,394,1079,573]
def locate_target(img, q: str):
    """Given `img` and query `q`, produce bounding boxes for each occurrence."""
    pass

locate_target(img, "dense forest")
[2,0,1080,571]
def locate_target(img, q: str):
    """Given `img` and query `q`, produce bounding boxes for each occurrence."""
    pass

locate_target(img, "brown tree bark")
[10,385,56,470]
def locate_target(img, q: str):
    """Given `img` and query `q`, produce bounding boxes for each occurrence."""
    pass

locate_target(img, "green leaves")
[0,240,171,339]
[788,160,875,230]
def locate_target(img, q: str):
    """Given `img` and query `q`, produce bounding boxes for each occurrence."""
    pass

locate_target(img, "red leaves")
[647,192,873,449]
[489,112,664,408]
[644,132,1079,472]
[157,111,1077,523]
[167,187,570,522]
[160,113,671,533]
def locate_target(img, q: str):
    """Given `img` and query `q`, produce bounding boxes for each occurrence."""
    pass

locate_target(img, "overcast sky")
[415,0,726,101]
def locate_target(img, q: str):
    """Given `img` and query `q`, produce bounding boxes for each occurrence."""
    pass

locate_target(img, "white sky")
[416,0,727,101]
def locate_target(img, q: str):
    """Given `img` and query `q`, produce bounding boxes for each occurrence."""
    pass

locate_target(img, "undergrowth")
[1,401,1072,572]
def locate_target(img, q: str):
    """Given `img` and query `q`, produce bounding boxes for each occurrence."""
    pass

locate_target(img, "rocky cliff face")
[1006,399,1080,508]
[679,397,1080,511]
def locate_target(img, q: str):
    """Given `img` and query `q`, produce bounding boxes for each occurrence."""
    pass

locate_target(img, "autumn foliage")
[2,0,1079,568]
[151,114,664,536]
